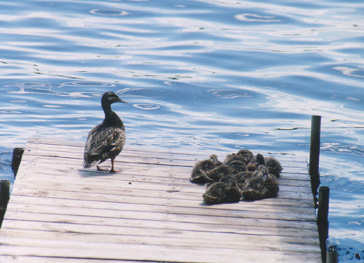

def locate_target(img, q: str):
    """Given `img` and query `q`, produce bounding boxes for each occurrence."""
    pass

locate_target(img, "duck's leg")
[109,159,118,173]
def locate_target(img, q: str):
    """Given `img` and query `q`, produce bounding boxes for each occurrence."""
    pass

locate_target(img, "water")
[1,0,363,260]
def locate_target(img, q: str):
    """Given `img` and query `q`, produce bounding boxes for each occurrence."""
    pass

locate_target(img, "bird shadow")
[78,168,116,178]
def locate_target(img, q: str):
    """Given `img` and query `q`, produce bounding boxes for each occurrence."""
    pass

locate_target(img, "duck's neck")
[102,103,112,118]
[102,103,124,129]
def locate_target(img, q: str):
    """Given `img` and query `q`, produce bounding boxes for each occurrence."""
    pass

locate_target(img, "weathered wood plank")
[0,227,320,250]
[21,146,310,176]
[13,167,313,194]
[5,199,316,222]
[0,138,321,262]
[17,164,313,188]
[0,256,145,263]
[0,243,321,263]
[26,145,307,169]
[11,177,315,201]
[28,137,308,163]
[11,185,315,209]
[4,211,319,237]
[19,157,311,183]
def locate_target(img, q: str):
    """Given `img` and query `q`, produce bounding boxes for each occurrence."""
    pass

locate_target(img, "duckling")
[263,172,279,198]
[237,149,254,164]
[190,154,221,184]
[247,153,266,171]
[224,153,245,165]
[241,175,267,201]
[226,159,247,174]
[264,156,283,178]
[256,165,279,198]
[203,182,241,205]
[223,149,253,165]
[84,92,126,173]
[241,165,279,200]
[218,173,238,187]
[234,170,255,190]
[200,164,232,182]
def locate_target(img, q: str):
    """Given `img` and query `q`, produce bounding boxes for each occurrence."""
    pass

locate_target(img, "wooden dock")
[0,137,321,262]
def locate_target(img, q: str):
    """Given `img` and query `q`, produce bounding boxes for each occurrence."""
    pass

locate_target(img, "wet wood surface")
[0,137,321,262]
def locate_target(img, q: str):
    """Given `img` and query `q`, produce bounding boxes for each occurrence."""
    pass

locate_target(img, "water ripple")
[90,9,128,16]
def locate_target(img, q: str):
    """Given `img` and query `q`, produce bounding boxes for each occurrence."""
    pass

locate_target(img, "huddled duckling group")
[190,150,283,205]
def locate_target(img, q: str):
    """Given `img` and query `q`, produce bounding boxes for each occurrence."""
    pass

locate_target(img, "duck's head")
[256,153,266,166]
[102,91,127,105]
[209,154,220,165]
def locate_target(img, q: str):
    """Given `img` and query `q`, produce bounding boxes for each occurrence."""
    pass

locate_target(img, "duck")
[190,154,221,184]
[241,175,267,201]
[83,91,127,173]
[263,171,279,198]
[255,165,279,198]
[203,182,241,205]
[241,165,279,200]
[225,159,247,174]
[200,164,233,183]
[223,149,253,165]
[247,153,266,171]
[234,170,255,190]
[264,156,283,178]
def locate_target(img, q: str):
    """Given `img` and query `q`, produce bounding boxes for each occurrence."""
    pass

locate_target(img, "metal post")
[309,115,321,197]
[326,245,338,263]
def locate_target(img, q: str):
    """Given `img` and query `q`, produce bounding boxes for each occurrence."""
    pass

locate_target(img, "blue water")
[1,0,363,261]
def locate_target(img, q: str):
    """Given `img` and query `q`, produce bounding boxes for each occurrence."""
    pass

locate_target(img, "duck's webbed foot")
[109,168,119,173]
[97,165,108,171]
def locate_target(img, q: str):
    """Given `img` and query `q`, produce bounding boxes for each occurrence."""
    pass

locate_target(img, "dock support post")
[317,186,330,263]
[0,180,10,228]
[309,115,321,198]
[12,147,24,177]
[326,245,338,263]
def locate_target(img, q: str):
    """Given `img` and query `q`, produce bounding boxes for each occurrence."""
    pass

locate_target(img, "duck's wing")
[84,125,125,167]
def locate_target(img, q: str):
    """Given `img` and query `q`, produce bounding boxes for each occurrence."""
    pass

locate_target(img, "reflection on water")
[0,0,364,261]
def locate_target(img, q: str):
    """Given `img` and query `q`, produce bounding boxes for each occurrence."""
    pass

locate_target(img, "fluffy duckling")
[237,149,254,164]
[226,159,247,174]
[224,149,253,165]
[241,175,267,201]
[203,182,241,205]
[84,92,126,173]
[247,153,266,171]
[256,165,279,198]
[200,164,232,183]
[241,165,279,200]
[264,156,283,178]
[234,170,255,190]
[190,154,221,184]
[218,173,238,187]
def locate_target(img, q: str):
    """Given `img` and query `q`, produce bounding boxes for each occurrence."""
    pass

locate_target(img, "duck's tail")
[83,153,99,168]
[83,161,92,168]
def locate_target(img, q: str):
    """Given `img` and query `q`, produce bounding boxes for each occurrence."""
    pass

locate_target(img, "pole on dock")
[309,115,321,198]
[12,147,24,177]
[0,180,10,228]
[317,186,330,263]
[326,245,338,263]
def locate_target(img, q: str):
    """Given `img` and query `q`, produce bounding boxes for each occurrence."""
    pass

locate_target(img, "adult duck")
[84,91,126,172]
